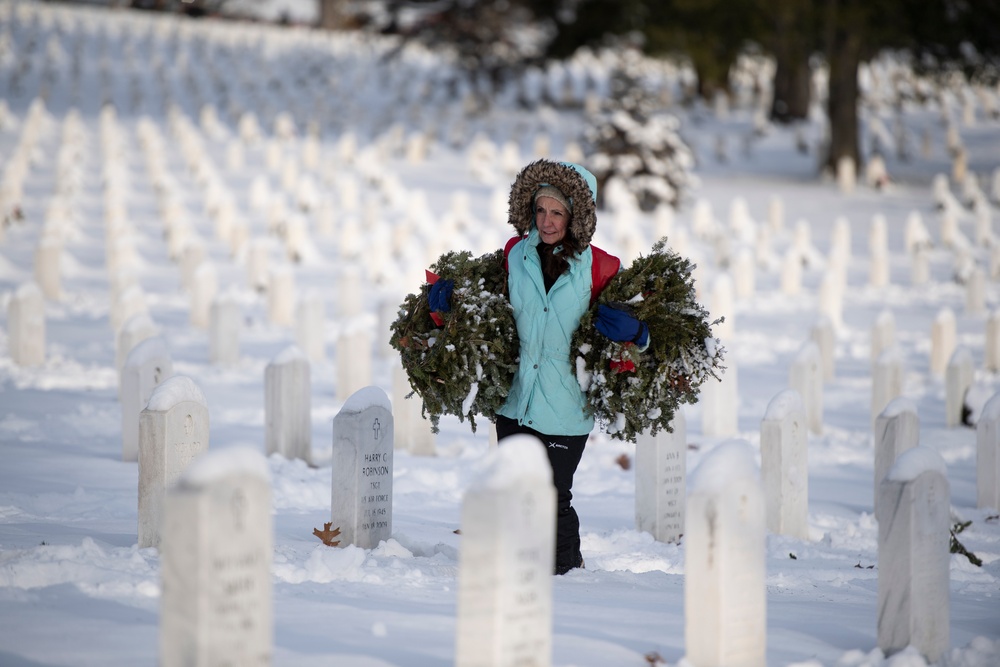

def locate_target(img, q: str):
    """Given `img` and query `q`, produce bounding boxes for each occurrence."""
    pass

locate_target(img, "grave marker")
[336,328,373,404]
[810,317,835,381]
[265,346,311,463]
[685,440,766,667]
[267,265,295,326]
[121,337,174,461]
[790,341,823,435]
[760,390,808,539]
[874,397,918,513]
[295,293,326,363]
[965,265,985,316]
[161,447,272,666]
[138,376,209,548]
[876,447,950,664]
[986,310,1000,372]
[116,312,157,383]
[701,364,738,438]
[977,391,1000,510]
[871,310,896,364]
[34,236,61,300]
[189,262,217,329]
[912,246,930,286]
[635,412,686,544]
[455,435,555,667]
[930,308,956,376]
[209,294,241,366]
[330,386,394,548]
[7,282,45,366]
[945,347,973,428]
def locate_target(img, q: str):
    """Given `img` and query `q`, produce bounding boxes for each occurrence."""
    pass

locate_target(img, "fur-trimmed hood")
[507,160,598,247]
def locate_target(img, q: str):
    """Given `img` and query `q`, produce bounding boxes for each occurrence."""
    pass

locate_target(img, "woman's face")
[535,196,570,244]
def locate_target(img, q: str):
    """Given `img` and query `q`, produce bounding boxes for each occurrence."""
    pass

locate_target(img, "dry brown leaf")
[615,453,632,471]
[313,522,342,547]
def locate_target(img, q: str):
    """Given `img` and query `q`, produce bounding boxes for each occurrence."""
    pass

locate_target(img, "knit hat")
[534,185,571,213]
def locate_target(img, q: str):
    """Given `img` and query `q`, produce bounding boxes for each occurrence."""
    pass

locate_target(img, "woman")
[430,159,649,574]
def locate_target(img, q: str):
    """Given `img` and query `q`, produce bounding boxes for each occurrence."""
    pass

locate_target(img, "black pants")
[495,415,588,574]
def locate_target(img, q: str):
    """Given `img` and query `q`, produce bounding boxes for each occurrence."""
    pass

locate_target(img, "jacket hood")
[507,159,598,247]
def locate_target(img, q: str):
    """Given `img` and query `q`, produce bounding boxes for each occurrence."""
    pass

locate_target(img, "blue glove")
[428,279,454,313]
[596,303,649,347]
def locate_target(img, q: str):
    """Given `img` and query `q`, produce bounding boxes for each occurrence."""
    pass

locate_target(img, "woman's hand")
[595,303,649,347]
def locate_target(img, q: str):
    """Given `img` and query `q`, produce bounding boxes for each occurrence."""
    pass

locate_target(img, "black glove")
[428,279,454,313]
[595,303,649,347]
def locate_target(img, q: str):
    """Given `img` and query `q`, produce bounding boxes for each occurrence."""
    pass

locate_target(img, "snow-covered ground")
[1,2,999,666]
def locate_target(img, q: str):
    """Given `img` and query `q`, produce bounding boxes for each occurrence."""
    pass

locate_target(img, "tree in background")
[765,0,816,123]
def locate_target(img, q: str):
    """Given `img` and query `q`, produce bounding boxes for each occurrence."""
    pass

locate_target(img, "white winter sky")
[1,2,999,666]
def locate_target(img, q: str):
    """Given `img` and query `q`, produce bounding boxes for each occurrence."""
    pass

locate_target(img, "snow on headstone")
[138,376,209,549]
[876,446,950,664]
[986,310,1000,372]
[455,435,555,667]
[701,364,738,438]
[684,439,766,667]
[161,448,272,666]
[790,341,823,435]
[209,293,241,366]
[7,282,46,366]
[977,391,1000,510]
[872,346,904,432]
[330,386,394,548]
[635,412,686,544]
[295,293,326,364]
[710,273,734,340]
[391,362,436,456]
[810,317,835,381]
[121,337,174,462]
[945,347,974,428]
[874,397,919,514]
[930,308,957,377]
[265,346,311,464]
[760,390,808,539]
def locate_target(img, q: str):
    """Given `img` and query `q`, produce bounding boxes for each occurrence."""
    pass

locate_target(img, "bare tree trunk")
[769,2,811,123]
[318,0,348,30]
[824,1,862,173]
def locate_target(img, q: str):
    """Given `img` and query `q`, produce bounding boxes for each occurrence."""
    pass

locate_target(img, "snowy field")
[1,2,999,666]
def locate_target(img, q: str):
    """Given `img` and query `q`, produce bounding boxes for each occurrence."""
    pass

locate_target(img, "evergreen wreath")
[389,249,518,433]
[573,238,726,443]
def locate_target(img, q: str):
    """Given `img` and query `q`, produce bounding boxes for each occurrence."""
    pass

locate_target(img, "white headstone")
[965,265,986,316]
[731,248,756,299]
[138,376,209,548]
[837,155,856,194]
[930,308,956,376]
[635,412,686,544]
[267,265,295,326]
[760,390,808,539]
[977,391,1000,510]
[391,362,436,456]
[295,293,326,363]
[876,447,950,664]
[265,346,311,463]
[161,448,272,666]
[209,294,241,366]
[685,440,766,667]
[874,397,919,513]
[246,239,270,292]
[330,386,394,548]
[701,365,738,438]
[945,347,974,428]
[455,435,555,666]
[870,310,895,363]
[111,284,148,333]
[116,312,158,383]
[986,310,1000,372]
[790,341,823,435]
[780,249,802,297]
[872,346,904,430]
[831,216,852,265]
[7,282,46,366]
[810,317,835,381]
[818,270,843,331]
[911,246,930,286]
[768,195,784,233]
[189,262,217,329]
[336,329,373,404]
[34,236,61,300]
[869,250,890,289]
[121,337,174,462]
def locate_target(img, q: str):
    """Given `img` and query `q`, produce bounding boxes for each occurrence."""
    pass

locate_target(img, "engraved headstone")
[265,346,311,463]
[138,376,209,548]
[7,282,46,366]
[977,391,1000,510]
[790,341,823,435]
[635,411,686,543]
[760,390,808,539]
[945,347,974,428]
[121,337,174,462]
[930,308,956,376]
[685,440,766,667]
[873,397,918,514]
[330,386,394,548]
[161,447,272,666]
[876,447,950,663]
[455,435,555,667]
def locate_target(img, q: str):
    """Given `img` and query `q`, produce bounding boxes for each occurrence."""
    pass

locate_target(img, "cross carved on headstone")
[372,418,381,440]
